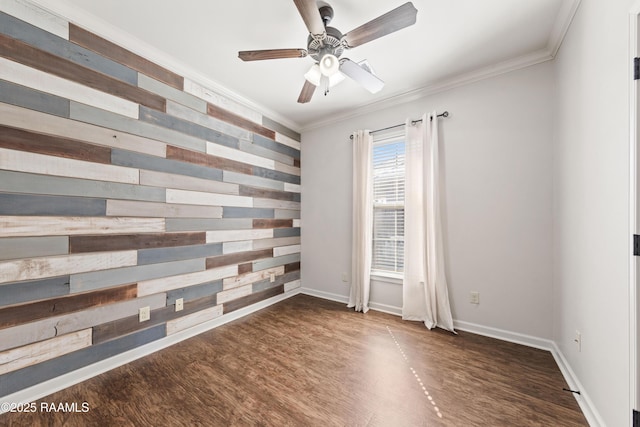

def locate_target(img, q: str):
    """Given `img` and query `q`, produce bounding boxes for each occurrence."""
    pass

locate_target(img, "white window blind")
[372,137,405,274]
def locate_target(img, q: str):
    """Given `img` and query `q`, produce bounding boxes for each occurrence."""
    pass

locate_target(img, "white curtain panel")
[348,130,373,313]
[402,113,455,332]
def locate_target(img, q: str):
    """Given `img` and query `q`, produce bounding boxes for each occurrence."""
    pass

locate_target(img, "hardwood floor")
[0,295,587,426]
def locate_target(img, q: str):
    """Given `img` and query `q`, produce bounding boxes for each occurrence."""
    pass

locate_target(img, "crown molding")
[547,0,582,57]
[27,0,303,133]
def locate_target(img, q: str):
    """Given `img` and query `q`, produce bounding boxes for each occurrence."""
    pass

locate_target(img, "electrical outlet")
[270,273,275,283]
[139,306,150,322]
[470,292,480,304]
[574,330,581,352]
[341,272,348,282]
[175,298,184,312]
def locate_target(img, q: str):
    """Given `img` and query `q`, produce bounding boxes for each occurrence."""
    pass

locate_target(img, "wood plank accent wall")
[0,1,301,399]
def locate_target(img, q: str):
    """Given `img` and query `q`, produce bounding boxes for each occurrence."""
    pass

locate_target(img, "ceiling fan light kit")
[238,0,418,104]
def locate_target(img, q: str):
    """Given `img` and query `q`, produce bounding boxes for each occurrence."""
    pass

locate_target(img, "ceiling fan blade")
[293,0,326,36]
[238,49,308,61]
[339,59,384,94]
[343,2,418,48]
[297,80,317,103]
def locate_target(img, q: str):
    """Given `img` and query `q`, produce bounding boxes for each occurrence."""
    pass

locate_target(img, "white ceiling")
[48,0,577,131]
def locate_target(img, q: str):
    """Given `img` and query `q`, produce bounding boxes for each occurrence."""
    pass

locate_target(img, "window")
[371,136,405,276]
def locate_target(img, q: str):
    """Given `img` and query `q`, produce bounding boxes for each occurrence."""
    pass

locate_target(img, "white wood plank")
[0,216,165,238]
[222,266,284,290]
[0,103,166,157]
[139,170,238,195]
[0,294,165,352]
[137,264,238,297]
[252,236,300,250]
[0,58,139,118]
[206,229,273,244]
[106,200,222,218]
[284,279,302,292]
[222,240,253,254]
[273,245,301,257]
[293,219,301,228]
[166,305,223,335]
[0,148,139,184]
[183,78,262,124]
[206,141,275,170]
[274,161,301,177]
[0,250,137,285]
[253,198,300,210]
[166,188,252,208]
[284,183,301,193]
[167,101,251,141]
[0,329,91,375]
[0,0,69,39]
[275,132,302,151]
[216,284,252,304]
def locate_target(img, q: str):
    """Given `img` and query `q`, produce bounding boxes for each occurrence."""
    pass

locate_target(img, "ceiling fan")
[238,1,418,103]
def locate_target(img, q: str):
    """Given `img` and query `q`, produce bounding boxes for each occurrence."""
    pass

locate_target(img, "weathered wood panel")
[275,132,302,150]
[166,189,252,208]
[222,207,274,219]
[168,101,250,141]
[274,161,301,177]
[165,305,223,335]
[273,244,301,257]
[205,249,272,270]
[223,170,284,191]
[293,219,301,228]
[0,57,138,119]
[222,266,284,290]
[253,134,300,159]
[184,78,262,124]
[0,251,137,285]
[106,200,222,219]
[137,265,238,297]
[166,280,223,305]
[284,183,301,193]
[205,141,274,170]
[274,209,301,219]
[0,34,166,112]
[69,232,205,253]
[207,103,275,140]
[252,271,300,293]
[285,262,301,273]
[216,284,252,305]
[0,293,164,352]
[262,117,301,142]
[253,254,301,272]
[112,149,222,182]
[0,193,105,217]
[138,243,222,266]
[69,23,183,90]
[0,216,164,238]
[0,81,69,118]
[252,219,293,229]
[139,170,238,195]
[284,279,302,292]
[165,218,251,232]
[252,236,301,250]
[253,198,301,210]
[253,166,300,185]
[0,283,137,329]
[0,276,70,308]
[238,263,252,275]
[167,145,252,175]
[138,75,205,113]
[206,229,273,244]
[0,236,68,261]
[222,241,253,254]
[70,258,204,293]
[1,0,69,39]
[274,228,301,238]
[239,186,295,202]
[0,329,92,375]
[222,285,284,314]
[238,139,294,166]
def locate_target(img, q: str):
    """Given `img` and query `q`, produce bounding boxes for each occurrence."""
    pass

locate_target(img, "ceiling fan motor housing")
[307,26,344,62]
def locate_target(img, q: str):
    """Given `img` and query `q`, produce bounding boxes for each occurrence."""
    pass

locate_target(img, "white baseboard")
[453,320,555,351]
[0,288,302,413]
[300,287,403,316]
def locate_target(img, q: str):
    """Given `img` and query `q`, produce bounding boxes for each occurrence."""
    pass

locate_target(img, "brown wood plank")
[166,145,252,175]
[294,159,301,168]
[0,33,166,112]
[0,125,111,164]
[223,285,284,314]
[206,249,272,270]
[92,294,217,344]
[207,103,275,140]
[252,219,293,229]
[285,262,301,273]
[0,284,137,329]
[238,263,253,275]
[239,186,295,201]
[69,23,184,90]
[69,233,206,253]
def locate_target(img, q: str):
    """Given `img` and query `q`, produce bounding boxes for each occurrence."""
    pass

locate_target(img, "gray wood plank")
[262,116,301,142]
[0,236,68,261]
[111,148,223,182]
[223,171,284,191]
[138,243,222,265]
[222,207,274,219]
[167,101,251,141]
[139,76,206,113]
[0,81,69,117]
[0,12,138,86]
[139,106,239,149]
[0,170,165,202]
[274,227,301,238]
[0,324,165,398]
[253,134,300,159]
[70,258,205,293]
[252,253,301,271]
[238,140,293,166]
[0,193,106,216]
[165,218,252,232]
[70,102,206,152]
[274,209,301,219]
[253,165,301,185]
[252,270,300,293]
[0,276,70,308]
[166,280,223,305]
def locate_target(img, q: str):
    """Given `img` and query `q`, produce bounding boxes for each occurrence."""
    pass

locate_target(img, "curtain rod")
[348,111,449,140]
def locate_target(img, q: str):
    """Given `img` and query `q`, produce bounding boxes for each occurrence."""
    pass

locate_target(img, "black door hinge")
[634,235,640,256]
[635,57,640,80]
[633,409,640,427]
